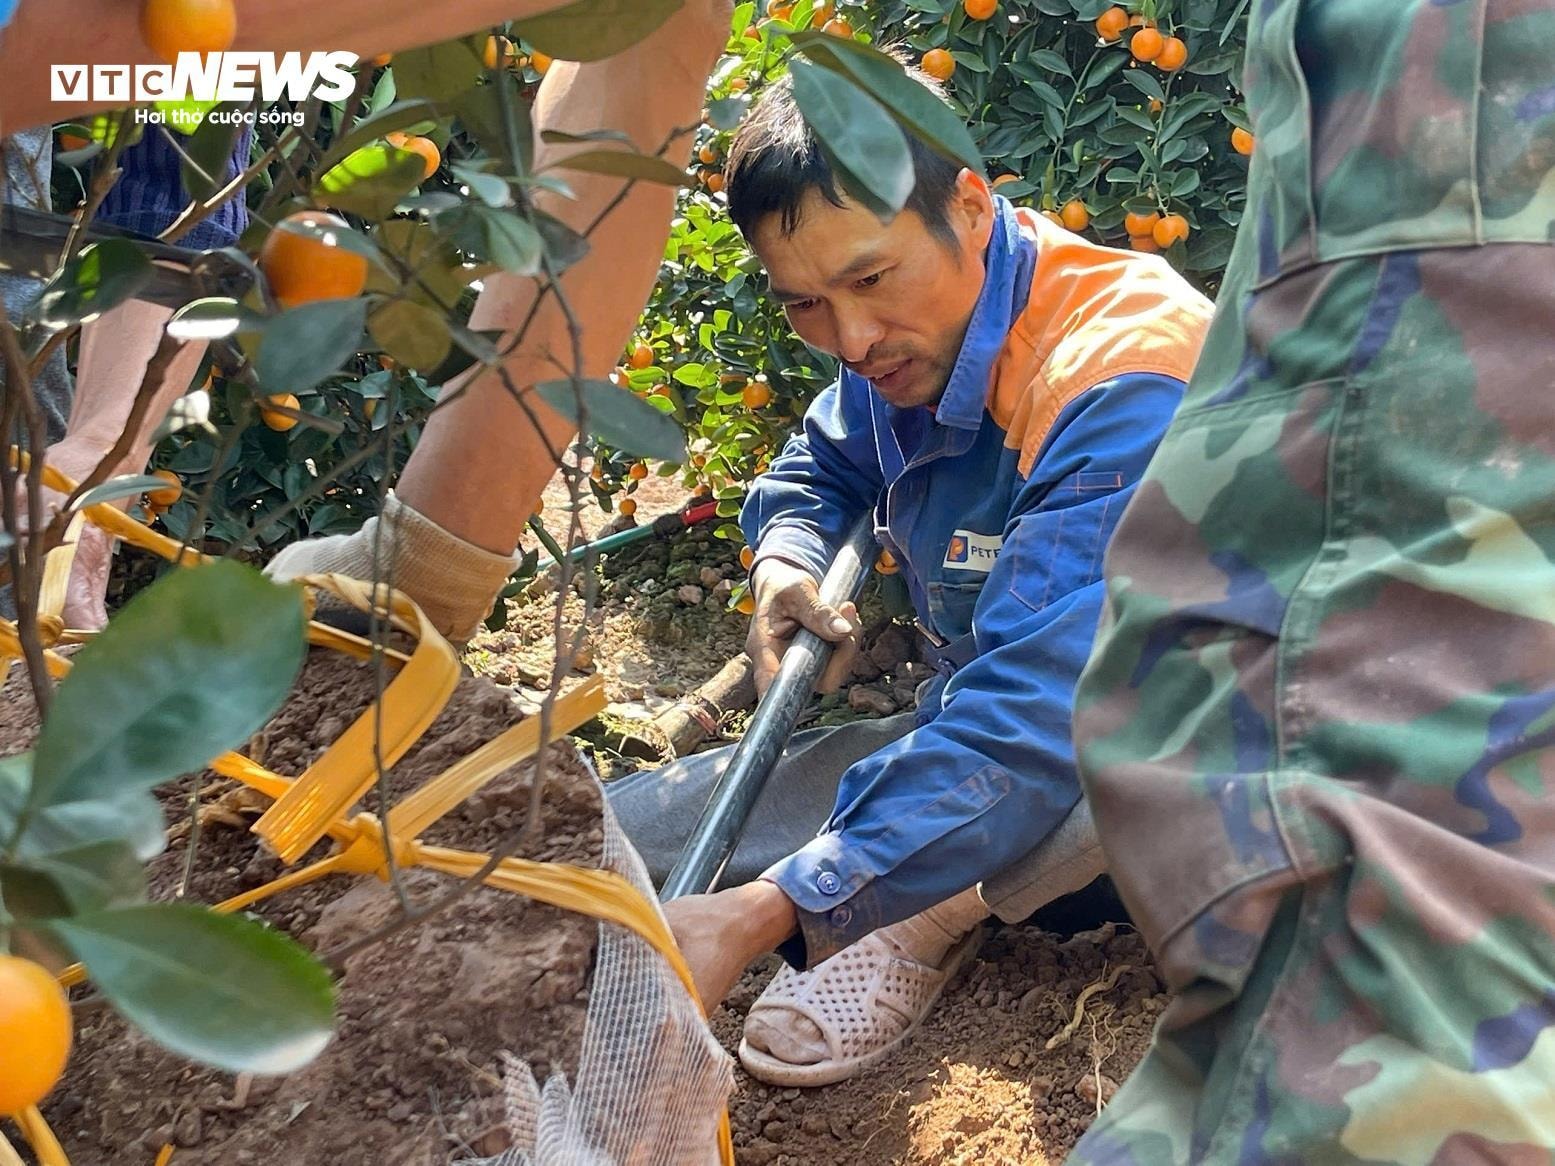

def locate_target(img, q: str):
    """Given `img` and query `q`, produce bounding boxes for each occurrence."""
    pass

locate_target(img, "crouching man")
[611,63,1210,1085]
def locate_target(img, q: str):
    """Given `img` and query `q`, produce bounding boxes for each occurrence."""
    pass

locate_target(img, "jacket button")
[816,872,841,895]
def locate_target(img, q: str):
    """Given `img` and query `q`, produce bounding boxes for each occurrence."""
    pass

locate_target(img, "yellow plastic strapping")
[6,452,735,1166]
[251,572,460,864]
[389,676,608,840]
[35,510,84,631]
[13,1108,66,1166]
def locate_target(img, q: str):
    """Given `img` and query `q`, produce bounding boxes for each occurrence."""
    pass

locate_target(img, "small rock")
[827,1114,853,1140]
[676,584,705,606]
[1074,1072,1119,1107]
[742,1141,781,1166]
[51,1094,84,1122]
[173,1110,203,1147]
[639,578,662,596]
[1005,1050,1024,1068]
[712,579,733,603]
[387,1101,414,1122]
[142,1124,175,1153]
[699,565,723,589]
[848,654,884,682]
[901,660,935,684]
[847,686,897,716]
[800,1114,831,1137]
[867,624,915,671]
[762,1119,789,1141]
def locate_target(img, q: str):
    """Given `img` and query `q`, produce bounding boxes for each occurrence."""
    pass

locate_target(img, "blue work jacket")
[742,198,1197,964]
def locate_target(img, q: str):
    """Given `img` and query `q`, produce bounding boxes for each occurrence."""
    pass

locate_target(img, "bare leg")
[397,15,721,552]
[266,2,731,640]
[28,300,203,628]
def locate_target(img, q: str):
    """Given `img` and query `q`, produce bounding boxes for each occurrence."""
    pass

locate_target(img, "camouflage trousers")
[1069,244,1555,1164]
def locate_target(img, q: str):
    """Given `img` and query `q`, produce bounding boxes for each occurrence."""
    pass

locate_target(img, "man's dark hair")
[725,60,981,245]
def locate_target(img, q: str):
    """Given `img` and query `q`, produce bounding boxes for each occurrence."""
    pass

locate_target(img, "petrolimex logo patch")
[943,530,1002,573]
[50,52,358,107]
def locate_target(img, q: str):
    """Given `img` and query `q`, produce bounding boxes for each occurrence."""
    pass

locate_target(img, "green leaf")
[791,33,984,174]
[1028,48,1072,77]
[424,325,504,385]
[1116,105,1158,132]
[390,37,484,105]
[3,839,146,917]
[256,299,368,397]
[788,59,914,219]
[49,904,335,1074]
[177,108,242,201]
[449,163,513,208]
[166,296,260,342]
[513,0,683,62]
[30,239,154,330]
[1122,69,1167,102]
[544,149,690,188]
[72,474,174,510]
[1170,168,1202,197]
[706,96,750,131]
[540,128,633,147]
[368,61,398,113]
[26,788,166,863]
[440,204,544,274]
[369,300,453,370]
[371,218,465,310]
[533,212,591,272]
[28,561,305,809]
[315,143,430,220]
[451,82,527,168]
[535,379,687,463]
[316,99,441,172]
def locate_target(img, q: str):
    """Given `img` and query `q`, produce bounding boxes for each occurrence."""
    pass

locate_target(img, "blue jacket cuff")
[763,834,885,967]
[749,524,836,584]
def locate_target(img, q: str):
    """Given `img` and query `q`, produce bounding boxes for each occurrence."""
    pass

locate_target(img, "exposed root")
[1044,964,1124,1052]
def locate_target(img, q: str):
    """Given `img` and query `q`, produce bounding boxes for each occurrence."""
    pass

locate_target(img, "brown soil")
[6,649,605,1166]
[6,463,1167,1164]
[717,922,1163,1165]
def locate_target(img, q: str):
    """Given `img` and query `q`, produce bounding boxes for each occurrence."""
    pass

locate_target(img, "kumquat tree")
[0,0,1249,1161]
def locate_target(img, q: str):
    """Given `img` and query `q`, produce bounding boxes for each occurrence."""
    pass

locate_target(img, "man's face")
[749,172,995,410]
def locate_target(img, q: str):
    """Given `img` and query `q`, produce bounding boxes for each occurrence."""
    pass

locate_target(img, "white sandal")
[737,925,983,1087]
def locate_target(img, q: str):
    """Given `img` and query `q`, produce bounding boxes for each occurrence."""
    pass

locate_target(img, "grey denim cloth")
[3,129,73,446]
[2,131,74,620]
[607,712,1104,925]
